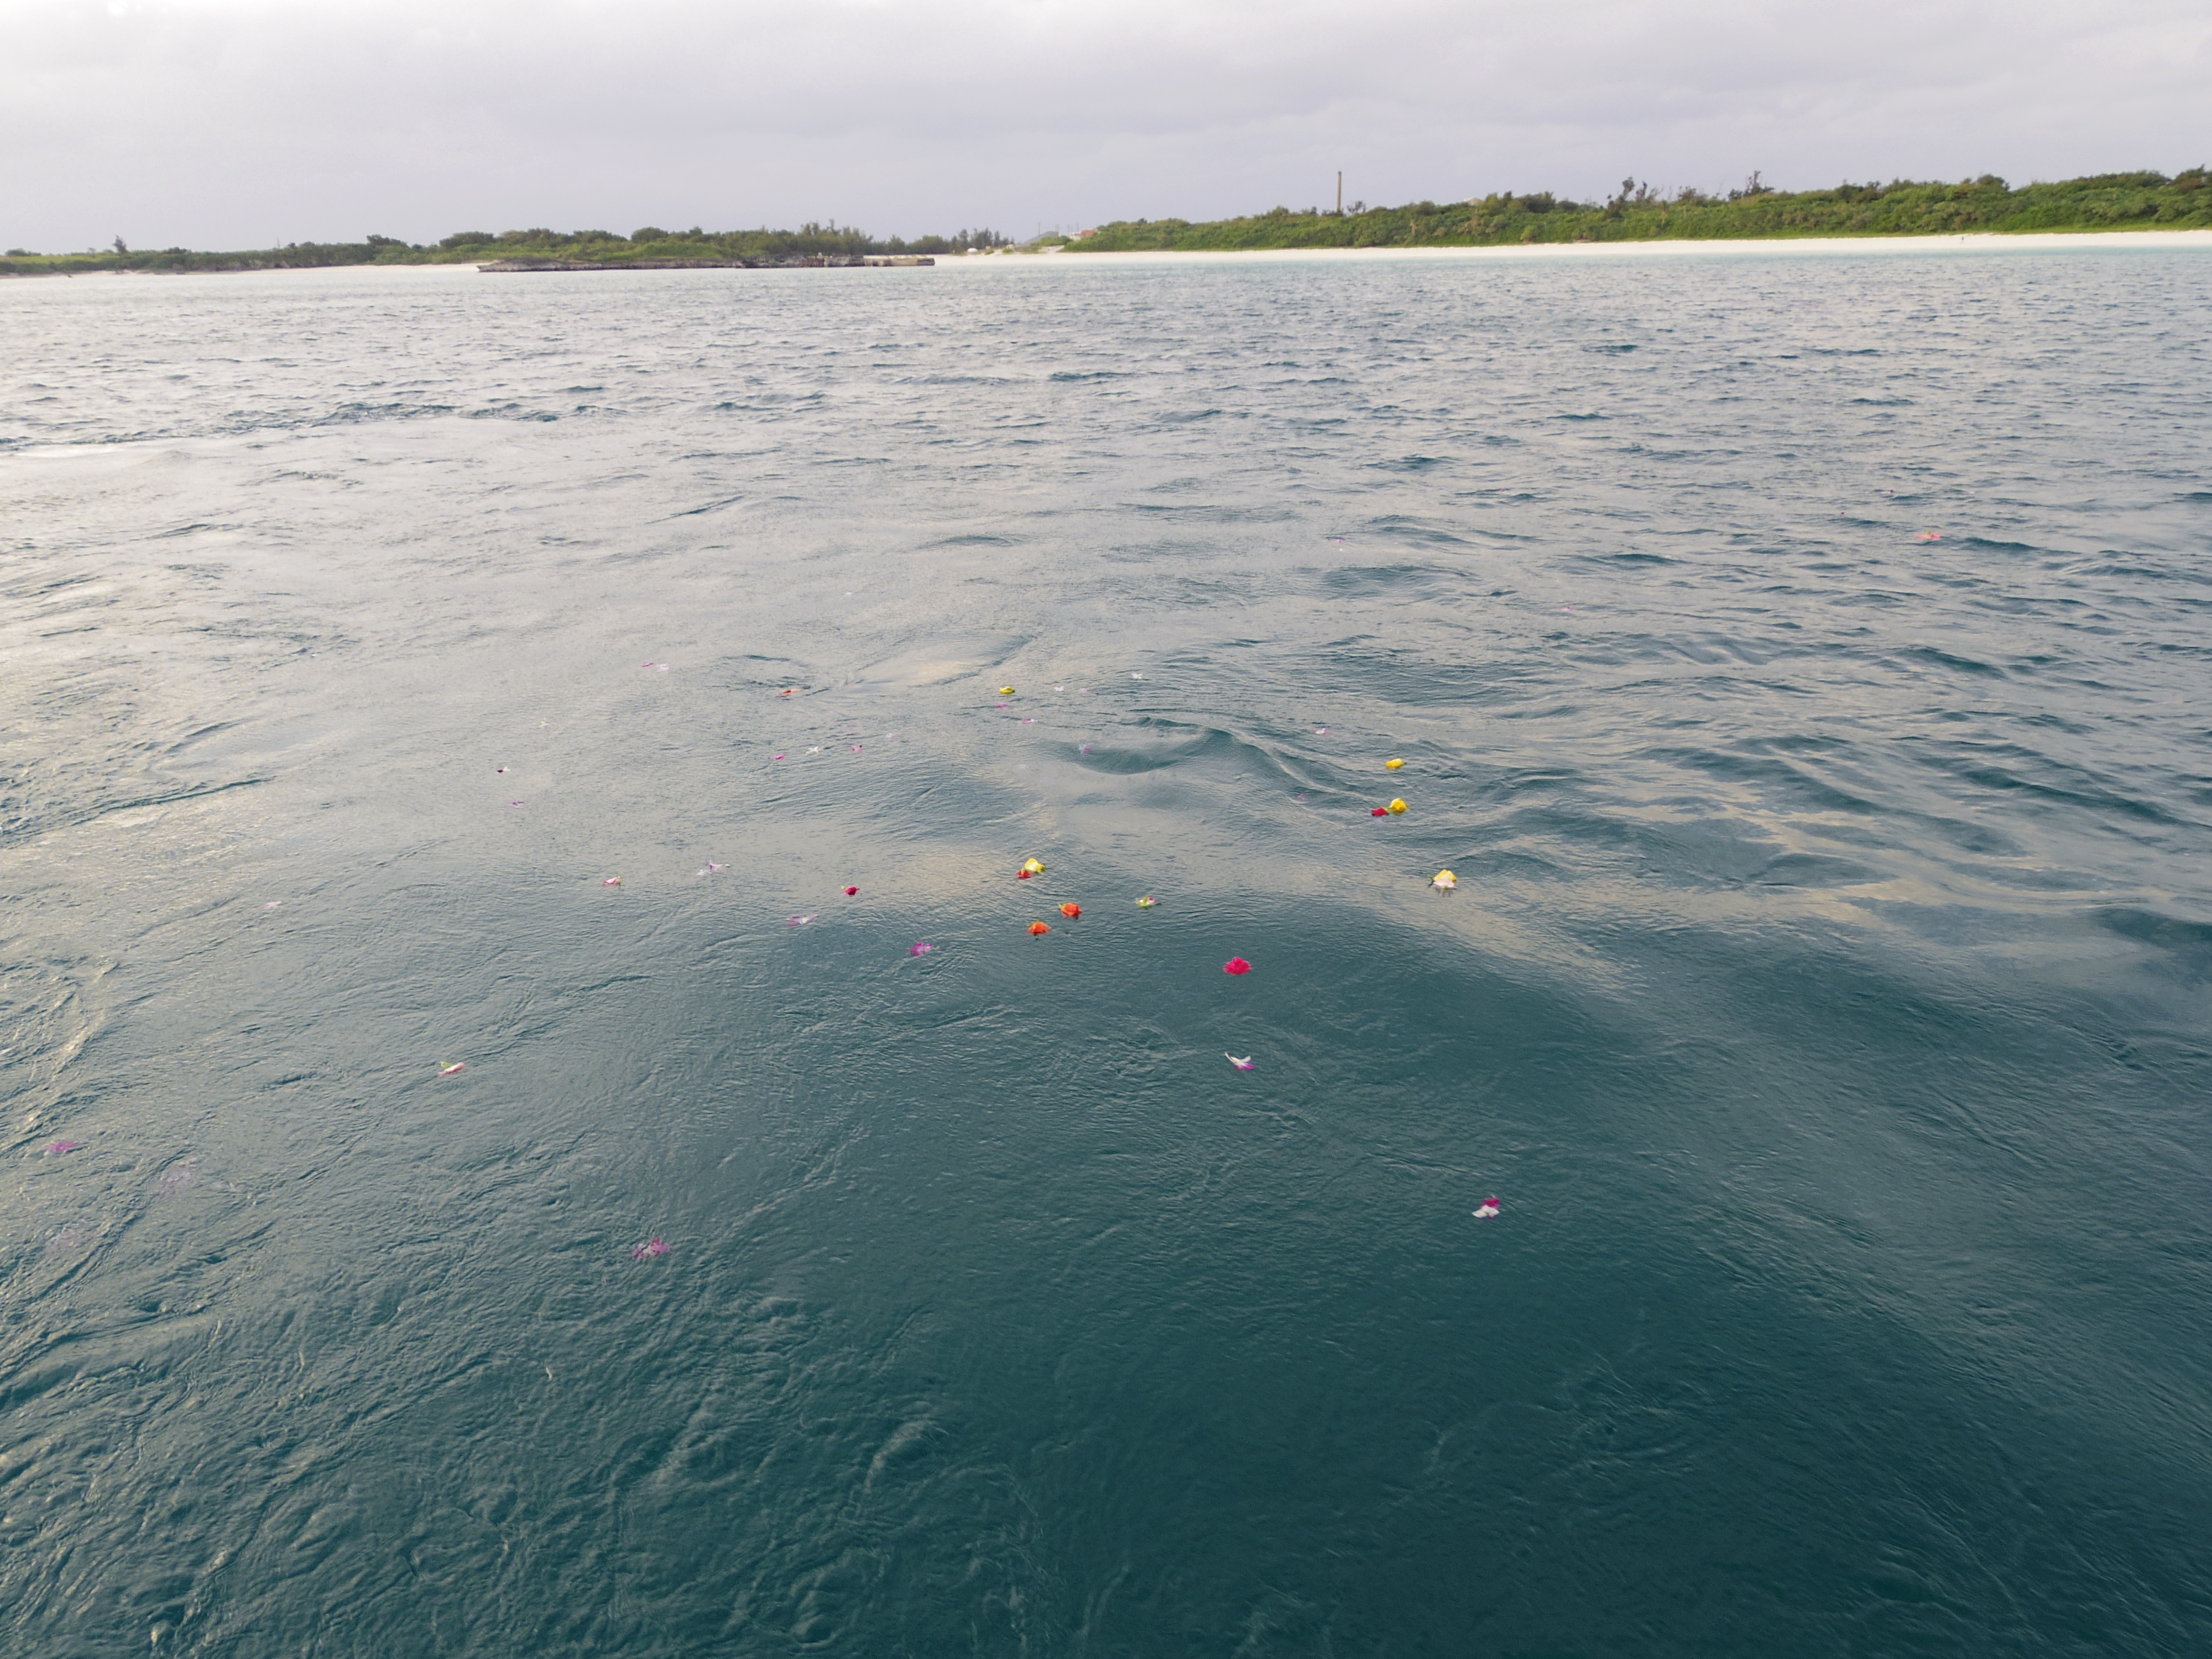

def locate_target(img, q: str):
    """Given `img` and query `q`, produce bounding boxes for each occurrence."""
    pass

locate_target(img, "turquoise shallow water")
[3,249,2210,1656]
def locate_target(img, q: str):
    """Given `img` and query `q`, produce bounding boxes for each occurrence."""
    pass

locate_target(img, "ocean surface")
[3,246,2210,1657]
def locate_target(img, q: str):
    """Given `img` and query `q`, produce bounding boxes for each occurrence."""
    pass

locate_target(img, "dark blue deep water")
[4,247,2210,1656]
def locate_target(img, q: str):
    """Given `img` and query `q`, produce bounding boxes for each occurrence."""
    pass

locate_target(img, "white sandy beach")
[998,227,2212,267]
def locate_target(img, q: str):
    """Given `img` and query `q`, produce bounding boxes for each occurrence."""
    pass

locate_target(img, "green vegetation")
[8,172,2207,277]
[1070,170,2212,252]
[0,222,1015,277]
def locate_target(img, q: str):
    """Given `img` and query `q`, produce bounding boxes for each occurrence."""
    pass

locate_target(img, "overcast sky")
[3,0,2205,249]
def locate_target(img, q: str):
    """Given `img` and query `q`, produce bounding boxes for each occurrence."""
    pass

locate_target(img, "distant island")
[1062,170,2211,252]
[4,171,2206,278]
[0,222,1012,278]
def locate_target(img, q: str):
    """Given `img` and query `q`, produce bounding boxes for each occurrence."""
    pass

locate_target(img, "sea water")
[3,248,2210,1656]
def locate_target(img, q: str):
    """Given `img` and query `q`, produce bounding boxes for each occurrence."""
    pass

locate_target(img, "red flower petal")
[1223,957,1253,975]
[1371,807,1387,816]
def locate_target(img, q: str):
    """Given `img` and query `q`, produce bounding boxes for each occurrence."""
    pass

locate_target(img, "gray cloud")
[2,0,2205,248]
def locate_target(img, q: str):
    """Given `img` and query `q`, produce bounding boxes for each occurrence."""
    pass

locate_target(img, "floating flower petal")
[1225,1054,1254,1071]
[1060,902,1081,919]
[1029,921,1051,935]
[909,941,935,956]
[1223,957,1253,975]
[1431,870,1457,892]
[999,686,1016,696]
[1387,798,1407,815]
[1020,858,1047,876]
[603,877,622,886]
[632,1238,670,1259]
[1136,895,1157,908]
[439,1062,466,1078]
[788,914,815,926]
[43,1140,81,1156]
[1386,758,1405,770]
[1371,807,1387,817]
[1472,1196,1500,1219]
[844,886,859,896]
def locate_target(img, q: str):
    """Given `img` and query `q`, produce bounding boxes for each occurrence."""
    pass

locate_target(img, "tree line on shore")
[0,222,1014,276]
[6,171,2207,276]
[1066,170,2211,252]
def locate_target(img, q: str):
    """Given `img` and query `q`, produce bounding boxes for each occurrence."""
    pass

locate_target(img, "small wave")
[1899,645,2005,679]
[314,401,455,426]
[2095,907,2212,981]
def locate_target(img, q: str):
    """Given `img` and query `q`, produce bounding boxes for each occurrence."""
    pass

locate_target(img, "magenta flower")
[43,1140,81,1156]
[632,1238,669,1260]
[1223,957,1253,976]
[909,941,935,956]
